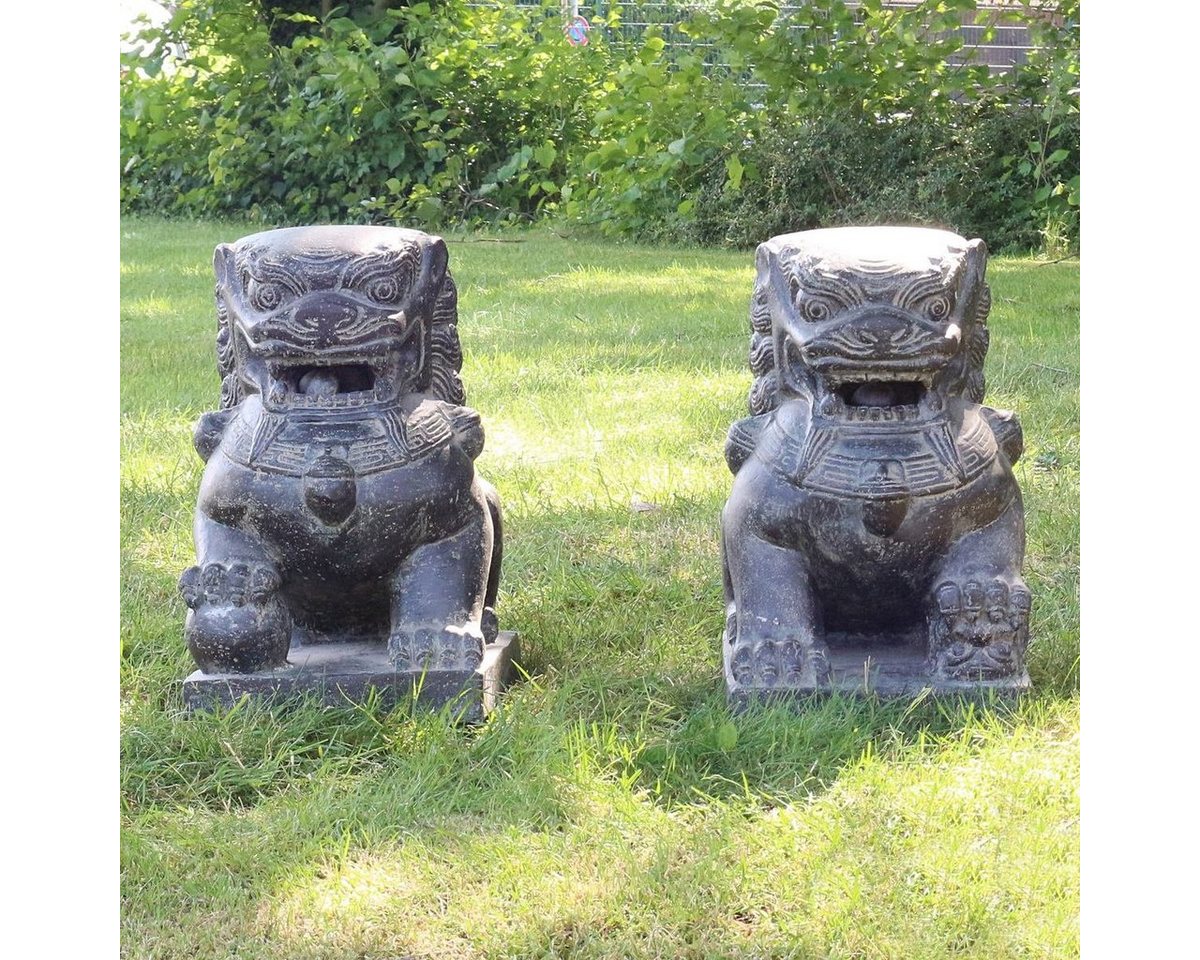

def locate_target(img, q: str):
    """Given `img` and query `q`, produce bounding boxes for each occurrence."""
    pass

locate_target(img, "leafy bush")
[572,0,1078,251]
[988,1,1080,252]
[567,30,756,238]
[121,0,1079,251]
[685,114,963,247]
[121,0,610,225]
[684,97,1078,252]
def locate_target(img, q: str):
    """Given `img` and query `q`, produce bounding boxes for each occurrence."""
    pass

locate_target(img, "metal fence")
[488,1,1046,75]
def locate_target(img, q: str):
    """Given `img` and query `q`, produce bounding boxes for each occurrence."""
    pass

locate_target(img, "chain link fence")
[483,1,1044,74]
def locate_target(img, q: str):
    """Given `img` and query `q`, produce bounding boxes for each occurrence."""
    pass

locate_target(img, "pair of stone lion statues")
[179,224,1030,699]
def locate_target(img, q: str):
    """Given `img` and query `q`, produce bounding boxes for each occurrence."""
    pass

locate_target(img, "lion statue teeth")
[721,226,1031,695]
[179,226,502,677]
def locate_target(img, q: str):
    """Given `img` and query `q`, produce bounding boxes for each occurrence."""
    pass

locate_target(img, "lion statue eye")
[367,276,402,304]
[248,279,286,312]
[926,295,952,320]
[803,297,832,322]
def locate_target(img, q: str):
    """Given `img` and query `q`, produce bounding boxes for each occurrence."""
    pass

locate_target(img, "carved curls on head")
[941,238,992,404]
[746,261,778,415]
[213,244,242,409]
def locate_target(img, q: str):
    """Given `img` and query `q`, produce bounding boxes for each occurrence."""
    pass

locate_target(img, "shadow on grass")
[123,676,1078,957]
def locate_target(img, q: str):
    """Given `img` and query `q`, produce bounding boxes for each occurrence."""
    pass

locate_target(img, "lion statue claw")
[721,227,1030,694]
[181,226,501,676]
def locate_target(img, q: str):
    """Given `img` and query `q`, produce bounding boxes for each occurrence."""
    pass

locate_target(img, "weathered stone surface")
[183,632,519,721]
[721,227,1031,701]
[726,636,1029,709]
[179,225,512,717]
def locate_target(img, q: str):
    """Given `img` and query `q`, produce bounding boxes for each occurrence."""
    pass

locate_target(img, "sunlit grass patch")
[121,219,1078,960]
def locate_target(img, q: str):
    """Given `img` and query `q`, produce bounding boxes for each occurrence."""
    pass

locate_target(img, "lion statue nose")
[290,293,359,346]
[855,313,913,349]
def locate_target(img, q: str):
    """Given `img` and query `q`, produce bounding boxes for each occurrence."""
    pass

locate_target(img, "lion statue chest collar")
[218,395,477,477]
[755,404,999,499]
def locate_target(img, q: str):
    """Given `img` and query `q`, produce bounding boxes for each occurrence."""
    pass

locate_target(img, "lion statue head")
[745,226,992,422]
[212,225,466,412]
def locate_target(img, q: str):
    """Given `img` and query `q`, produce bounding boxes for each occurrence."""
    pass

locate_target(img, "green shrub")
[988,1,1080,253]
[121,0,610,224]
[685,96,1078,252]
[572,0,1079,251]
[120,0,1079,251]
[567,30,757,239]
[686,113,963,247]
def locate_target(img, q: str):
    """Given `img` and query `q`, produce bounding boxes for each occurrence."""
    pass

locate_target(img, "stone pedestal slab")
[183,631,519,722]
[727,636,1029,709]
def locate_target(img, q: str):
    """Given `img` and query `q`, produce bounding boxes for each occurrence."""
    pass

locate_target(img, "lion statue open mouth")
[178,226,501,677]
[721,226,1030,693]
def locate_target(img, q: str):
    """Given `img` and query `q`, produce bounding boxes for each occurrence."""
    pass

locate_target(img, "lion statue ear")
[747,240,808,415]
[420,236,466,406]
[947,237,991,404]
[213,243,235,285]
[212,243,242,409]
[747,244,779,415]
[420,235,449,293]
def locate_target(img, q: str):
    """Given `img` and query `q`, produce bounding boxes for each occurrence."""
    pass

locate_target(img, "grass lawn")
[121,217,1079,960]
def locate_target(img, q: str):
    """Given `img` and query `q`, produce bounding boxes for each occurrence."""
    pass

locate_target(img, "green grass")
[121,218,1079,959]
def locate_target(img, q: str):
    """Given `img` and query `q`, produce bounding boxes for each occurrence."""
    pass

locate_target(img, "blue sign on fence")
[565,15,590,47]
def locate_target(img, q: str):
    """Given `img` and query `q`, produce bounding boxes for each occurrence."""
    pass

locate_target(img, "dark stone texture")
[727,635,1029,709]
[179,225,510,716]
[721,227,1031,701]
[183,632,519,720]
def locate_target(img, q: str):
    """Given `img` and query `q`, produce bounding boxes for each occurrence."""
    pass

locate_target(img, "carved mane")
[425,270,466,405]
[746,270,777,415]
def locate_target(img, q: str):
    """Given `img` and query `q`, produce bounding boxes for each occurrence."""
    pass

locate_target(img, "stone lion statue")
[721,226,1030,694]
[179,226,501,676]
